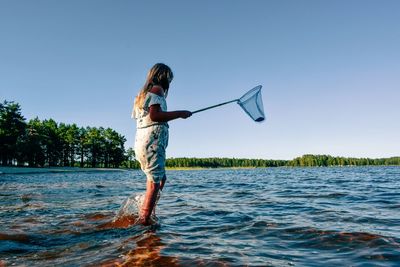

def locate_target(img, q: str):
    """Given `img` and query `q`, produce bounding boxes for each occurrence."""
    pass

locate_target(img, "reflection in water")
[97,215,138,230]
[98,234,179,267]
[0,233,30,243]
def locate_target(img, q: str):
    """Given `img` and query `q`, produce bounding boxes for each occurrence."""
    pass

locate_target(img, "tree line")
[1,100,399,169]
[287,154,400,167]
[165,157,287,168]
[1,101,127,167]
[163,155,400,168]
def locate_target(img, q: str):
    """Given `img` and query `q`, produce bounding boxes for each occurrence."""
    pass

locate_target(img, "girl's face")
[163,75,172,98]
[160,71,173,91]
[160,76,170,91]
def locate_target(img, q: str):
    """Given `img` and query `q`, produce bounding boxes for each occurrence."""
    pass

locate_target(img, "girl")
[133,63,191,225]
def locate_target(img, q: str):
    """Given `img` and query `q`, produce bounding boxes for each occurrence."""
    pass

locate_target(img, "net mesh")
[238,85,265,122]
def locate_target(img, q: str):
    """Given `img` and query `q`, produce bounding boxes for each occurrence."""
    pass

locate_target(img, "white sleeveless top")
[133,92,168,129]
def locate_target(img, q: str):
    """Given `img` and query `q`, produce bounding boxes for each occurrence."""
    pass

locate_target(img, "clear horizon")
[1,1,399,160]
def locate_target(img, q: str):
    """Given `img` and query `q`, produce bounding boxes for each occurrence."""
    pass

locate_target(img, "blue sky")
[1,0,399,160]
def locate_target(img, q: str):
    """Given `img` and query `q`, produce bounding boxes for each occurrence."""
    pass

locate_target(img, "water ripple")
[0,167,399,266]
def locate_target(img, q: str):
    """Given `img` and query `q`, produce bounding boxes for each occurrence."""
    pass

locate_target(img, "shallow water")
[1,167,399,266]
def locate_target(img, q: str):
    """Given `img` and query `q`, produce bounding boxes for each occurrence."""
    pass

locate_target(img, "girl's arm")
[148,85,191,122]
[149,105,191,122]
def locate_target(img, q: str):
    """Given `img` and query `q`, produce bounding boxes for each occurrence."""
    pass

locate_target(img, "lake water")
[0,167,399,266]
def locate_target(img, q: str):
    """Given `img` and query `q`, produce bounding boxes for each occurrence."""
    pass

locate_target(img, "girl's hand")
[179,111,192,119]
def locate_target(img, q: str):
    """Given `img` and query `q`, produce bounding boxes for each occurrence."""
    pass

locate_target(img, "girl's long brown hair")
[134,63,173,114]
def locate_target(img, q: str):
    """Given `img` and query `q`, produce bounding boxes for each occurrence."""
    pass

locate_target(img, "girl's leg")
[160,175,167,191]
[140,180,160,225]
[152,175,167,216]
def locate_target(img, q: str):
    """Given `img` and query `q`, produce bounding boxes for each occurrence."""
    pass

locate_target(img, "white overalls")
[133,92,169,183]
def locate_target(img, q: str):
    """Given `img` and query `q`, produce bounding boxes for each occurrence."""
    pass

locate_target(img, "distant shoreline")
[166,166,258,171]
[2,164,400,175]
[0,166,126,175]
[166,165,400,171]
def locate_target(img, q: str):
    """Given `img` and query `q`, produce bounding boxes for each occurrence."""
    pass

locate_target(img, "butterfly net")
[238,85,265,122]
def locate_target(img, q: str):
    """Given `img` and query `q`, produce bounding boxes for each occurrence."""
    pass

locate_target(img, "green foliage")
[287,154,400,167]
[0,100,127,168]
[18,117,47,167]
[161,155,400,169]
[0,101,27,165]
[165,157,288,168]
[122,147,140,169]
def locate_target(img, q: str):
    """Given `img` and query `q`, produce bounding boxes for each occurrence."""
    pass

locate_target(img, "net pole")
[192,99,239,114]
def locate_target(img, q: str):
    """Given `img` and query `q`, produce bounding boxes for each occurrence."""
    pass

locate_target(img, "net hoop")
[238,85,265,122]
